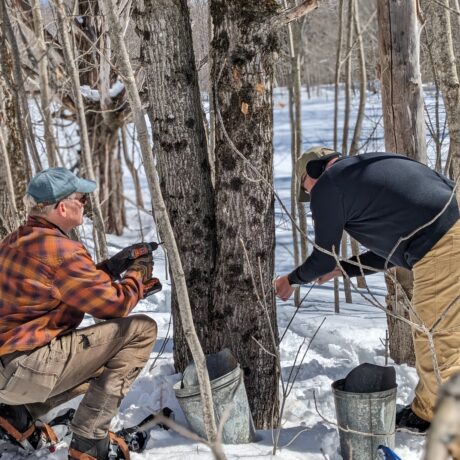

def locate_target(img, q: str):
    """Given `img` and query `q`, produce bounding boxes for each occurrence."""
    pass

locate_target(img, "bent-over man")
[275,147,460,434]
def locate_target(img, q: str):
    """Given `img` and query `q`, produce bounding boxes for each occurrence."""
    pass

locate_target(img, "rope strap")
[0,416,35,443]
[109,431,131,460]
[68,447,96,460]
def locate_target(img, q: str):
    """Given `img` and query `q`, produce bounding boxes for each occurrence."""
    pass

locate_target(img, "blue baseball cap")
[27,167,97,204]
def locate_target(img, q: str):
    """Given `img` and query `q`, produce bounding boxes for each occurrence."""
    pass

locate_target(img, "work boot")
[0,403,40,450]
[68,433,110,460]
[396,404,431,433]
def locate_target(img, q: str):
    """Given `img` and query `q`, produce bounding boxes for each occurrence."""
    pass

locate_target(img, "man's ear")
[54,201,67,216]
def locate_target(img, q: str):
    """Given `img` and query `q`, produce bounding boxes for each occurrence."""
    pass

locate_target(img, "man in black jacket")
[275,147,460,433]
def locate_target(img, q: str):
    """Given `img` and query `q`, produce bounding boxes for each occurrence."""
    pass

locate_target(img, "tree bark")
[210,0,280,429]
[134,0,216,372]
[377,0,427,367]
[100,0,220,444]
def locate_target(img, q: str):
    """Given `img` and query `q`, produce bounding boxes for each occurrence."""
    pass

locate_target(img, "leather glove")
[143,277,163,297]
[97,243,154,279]
[128,253,153,282]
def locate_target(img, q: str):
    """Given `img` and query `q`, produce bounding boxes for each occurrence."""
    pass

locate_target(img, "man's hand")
[274,275,296,301]
[316,267,341,285]
[128,254,153,282]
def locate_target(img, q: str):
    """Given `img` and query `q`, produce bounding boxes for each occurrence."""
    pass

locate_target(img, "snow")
[9,85,435,459]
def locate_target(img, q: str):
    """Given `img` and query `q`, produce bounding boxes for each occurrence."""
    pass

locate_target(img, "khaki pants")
[411,219,460,422]
[0,314,157,439]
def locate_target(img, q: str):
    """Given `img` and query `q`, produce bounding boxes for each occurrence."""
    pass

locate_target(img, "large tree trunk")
[134,0,216,371]
[377,0,427,366]
[210,0,280,429]
[422,0,460,205]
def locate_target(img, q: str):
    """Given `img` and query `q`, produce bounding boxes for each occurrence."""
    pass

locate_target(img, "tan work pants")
[411,219,460,422]
[0,314,157,439]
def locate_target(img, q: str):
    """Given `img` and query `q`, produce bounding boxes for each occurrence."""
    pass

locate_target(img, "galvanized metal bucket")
[173,349,256,444]
[332,378,397,460]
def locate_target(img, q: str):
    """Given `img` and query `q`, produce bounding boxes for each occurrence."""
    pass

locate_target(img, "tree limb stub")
[271,0,318,29]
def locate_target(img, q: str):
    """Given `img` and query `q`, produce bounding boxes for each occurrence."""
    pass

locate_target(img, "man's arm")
[53,248,147,319]
[276,176,344,300]
[340,251,395,277]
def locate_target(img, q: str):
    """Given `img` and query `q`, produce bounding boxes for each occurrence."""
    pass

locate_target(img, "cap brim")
[298,187,311,203]
[75,178,97,194]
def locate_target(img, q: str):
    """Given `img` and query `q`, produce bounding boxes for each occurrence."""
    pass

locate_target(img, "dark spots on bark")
[248,196,265,214]
[240,82,254,105]
[192,226,204,239]
[221,151,237,171]
[212,30,229,53]
[243,366,251,376]
[174,140,188,151]
[229,177,243,191]
[231,46,255,67]
[143,30,150,41]
[226,226,237,238]
[185,118,195,129]
[160,142,173,153]
[188,267,202,283]
[209,2,228,28]
[264,32,280,54]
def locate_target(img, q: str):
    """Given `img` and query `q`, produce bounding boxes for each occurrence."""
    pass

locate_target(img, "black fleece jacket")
[288,152,459,285]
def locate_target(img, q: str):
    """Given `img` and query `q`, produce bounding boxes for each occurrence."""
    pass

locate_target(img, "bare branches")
[271,0,319,29]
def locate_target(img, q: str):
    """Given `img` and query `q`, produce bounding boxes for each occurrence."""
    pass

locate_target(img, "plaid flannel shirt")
[0,216,145,356]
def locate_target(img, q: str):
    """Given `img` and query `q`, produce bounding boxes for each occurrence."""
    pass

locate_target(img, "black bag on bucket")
[343,363,396,393]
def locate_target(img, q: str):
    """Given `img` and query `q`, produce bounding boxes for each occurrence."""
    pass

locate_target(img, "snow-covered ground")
[11,86,436,459]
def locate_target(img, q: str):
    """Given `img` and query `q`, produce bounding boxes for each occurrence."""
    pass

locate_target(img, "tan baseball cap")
[296,146,338,202]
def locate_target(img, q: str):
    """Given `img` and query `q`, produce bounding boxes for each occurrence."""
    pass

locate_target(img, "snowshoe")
[68,407,174,460]
[0,406,74,458]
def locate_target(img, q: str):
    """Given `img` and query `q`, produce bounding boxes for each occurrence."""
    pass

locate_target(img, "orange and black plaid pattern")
[0,216,145,356]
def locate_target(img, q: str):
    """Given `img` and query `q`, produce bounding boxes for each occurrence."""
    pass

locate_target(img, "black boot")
[396,404,431,433]
[68,433,110,460]
[0,403,40,450]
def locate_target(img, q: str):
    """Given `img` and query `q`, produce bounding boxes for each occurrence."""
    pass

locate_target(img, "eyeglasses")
[54,194,88,209]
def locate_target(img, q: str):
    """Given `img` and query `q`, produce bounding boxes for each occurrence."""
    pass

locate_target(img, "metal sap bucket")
[332,378,397,460]
[173,349,256,444]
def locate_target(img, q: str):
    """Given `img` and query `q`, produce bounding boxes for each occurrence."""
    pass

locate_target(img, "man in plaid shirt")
[0,168,158,459]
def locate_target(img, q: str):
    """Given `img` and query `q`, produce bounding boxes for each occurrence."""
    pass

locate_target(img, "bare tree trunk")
[341,0,353,304]
[53,0,108,260]
[210,0,280,429]
[348,0,368,295]
[286,1,302,307]
[121,126,144,209]
[377,0,427,367]
[99,0,220,445]
[133,0,216,374]
[333,0,345,312]
[422,0,460,205]
[333,0,344,152]
[31,0,58,167]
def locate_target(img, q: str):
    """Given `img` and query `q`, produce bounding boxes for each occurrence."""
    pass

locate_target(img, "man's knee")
[125,314,157,344]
